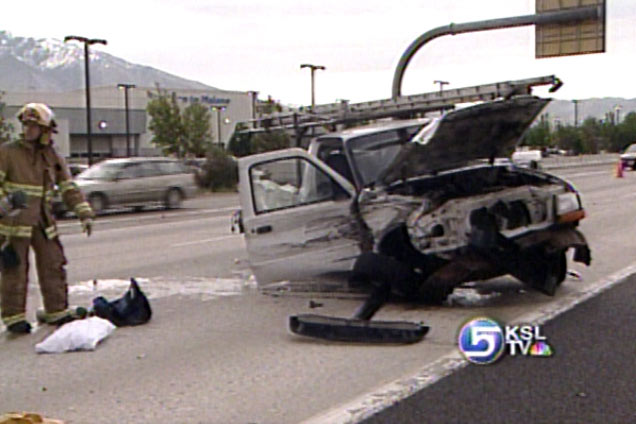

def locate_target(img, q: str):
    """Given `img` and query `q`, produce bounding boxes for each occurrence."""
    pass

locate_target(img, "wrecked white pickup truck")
[237,94,591,309]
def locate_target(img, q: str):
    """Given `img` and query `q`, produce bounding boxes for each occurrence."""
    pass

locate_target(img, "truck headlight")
[555,192,585,223]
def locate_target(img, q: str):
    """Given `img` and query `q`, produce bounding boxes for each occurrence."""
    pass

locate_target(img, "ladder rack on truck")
[242,75,561,137]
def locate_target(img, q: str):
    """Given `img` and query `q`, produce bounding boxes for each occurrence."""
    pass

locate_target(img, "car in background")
[68,163,89,177]
[183,157,207,171]
[51,164,89,218]
[545,147,567,156]
[511,149,542,169]
[55,157,197,216]
[620,143,636,170]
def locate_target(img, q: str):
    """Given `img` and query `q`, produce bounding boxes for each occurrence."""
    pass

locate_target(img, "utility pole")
[64,35,107,166]
[300,64,326,109]
[117,83,135,157]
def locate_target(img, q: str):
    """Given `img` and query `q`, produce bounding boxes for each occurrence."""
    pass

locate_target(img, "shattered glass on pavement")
[68,274,258,304]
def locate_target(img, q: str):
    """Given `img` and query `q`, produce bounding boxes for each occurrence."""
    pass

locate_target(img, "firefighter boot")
[7,320,32,334]
[49,307,89,327]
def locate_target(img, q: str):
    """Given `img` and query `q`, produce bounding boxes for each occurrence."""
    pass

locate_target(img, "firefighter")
[0,103,94,334]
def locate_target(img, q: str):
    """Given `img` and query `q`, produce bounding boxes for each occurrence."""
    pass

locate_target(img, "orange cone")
[615,161,624,178]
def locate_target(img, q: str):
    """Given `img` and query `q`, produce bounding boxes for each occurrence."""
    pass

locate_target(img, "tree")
[0,91,14,144]
[147,90,184,157]
[182,102,212,157]
[195,146,238,191]
[227,123,252,157]
[513,108,636,156]
[227,95,293,157]
[522,118,551,148]
[251,131,290,154]
[227,124,291,157]
[615,112,636,151]
[258,96,283,115]
[599,116,620,152]
[579,118,603,153]
[147,88,215,157]
[554,125,584,154]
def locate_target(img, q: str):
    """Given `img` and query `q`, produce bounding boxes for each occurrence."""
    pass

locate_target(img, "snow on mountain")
[0,31,215,92]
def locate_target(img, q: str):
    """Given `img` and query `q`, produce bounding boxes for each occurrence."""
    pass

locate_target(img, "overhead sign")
[536,0,606,58]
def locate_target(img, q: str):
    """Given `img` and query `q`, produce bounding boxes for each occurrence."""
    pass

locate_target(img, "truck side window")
[250,157,349,214]
[325,152,354,185]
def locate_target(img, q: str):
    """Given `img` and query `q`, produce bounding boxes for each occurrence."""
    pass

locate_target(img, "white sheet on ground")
[35,317,116,354]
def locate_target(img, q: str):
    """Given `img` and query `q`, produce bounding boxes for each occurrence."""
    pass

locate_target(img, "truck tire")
[532,249,567,296]
[418,284,454,305]
[165,188,182,209]
[352,252,420,299]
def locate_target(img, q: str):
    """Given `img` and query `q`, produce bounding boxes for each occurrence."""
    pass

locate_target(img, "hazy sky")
[3,0,634,105]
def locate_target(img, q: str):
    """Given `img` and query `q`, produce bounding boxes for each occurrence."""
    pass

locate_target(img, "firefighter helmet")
[17,103,58,132]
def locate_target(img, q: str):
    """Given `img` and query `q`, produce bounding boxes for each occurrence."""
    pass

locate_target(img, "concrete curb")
[541,154,620,170]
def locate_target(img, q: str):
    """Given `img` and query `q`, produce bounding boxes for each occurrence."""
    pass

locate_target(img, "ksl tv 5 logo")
[457,317,554,365]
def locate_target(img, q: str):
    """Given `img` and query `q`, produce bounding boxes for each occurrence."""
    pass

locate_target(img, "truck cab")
[308,118,430,191]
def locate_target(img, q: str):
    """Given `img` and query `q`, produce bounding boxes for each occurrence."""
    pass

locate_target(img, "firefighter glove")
[9,191,27,209]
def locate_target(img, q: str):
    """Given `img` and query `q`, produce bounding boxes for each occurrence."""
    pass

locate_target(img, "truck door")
[238,148,361,285]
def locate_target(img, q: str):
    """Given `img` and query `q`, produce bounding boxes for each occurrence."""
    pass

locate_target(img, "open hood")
[378,96,550,186]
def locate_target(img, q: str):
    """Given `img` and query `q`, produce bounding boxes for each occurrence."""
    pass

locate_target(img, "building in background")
[2,86,254,161]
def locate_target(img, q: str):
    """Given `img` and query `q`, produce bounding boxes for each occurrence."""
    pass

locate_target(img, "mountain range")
[1,31,635,125]
[0,30,214,92]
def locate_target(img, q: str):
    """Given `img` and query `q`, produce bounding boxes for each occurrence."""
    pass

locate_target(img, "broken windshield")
[347,124,424,187]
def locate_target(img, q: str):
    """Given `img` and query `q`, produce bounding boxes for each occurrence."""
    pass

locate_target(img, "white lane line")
[171,234,238,247]
[301,262,636,424]
[61,215,236,239]
[561,170,611,178]
[57,206,239,229]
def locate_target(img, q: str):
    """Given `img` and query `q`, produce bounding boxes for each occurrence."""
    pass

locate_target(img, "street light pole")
[64,35,107,166]
[247,91,259,120]
[117,83,136,157]
[572,99,579,127]
[614,105,622,124]
[433,80,449,95]
[213,106,225,145]
[300,64,326,109]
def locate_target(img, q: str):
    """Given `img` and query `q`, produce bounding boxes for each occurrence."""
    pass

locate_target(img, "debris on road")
[35,317,115,354]
[289,314,428,344]
[289,256,430,344]
[0,412,64,424]
[308,300,324,309]
[92,278,152,327]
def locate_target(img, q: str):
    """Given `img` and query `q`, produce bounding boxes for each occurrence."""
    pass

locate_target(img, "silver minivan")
[70,157,197,214]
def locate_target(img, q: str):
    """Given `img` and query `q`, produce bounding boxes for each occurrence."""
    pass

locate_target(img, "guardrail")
[541,153,619,170]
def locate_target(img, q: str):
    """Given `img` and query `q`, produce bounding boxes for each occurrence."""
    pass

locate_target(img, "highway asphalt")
[1,163,634,423]
[364,275,636,424]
